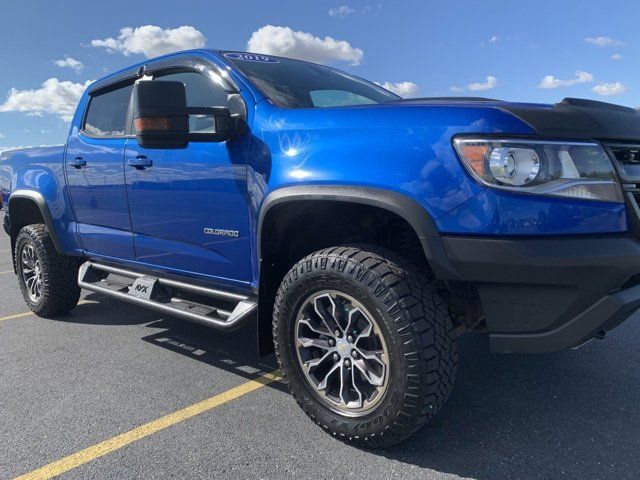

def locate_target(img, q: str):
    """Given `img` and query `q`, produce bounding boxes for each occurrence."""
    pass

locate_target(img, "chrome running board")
[78,261,256,331]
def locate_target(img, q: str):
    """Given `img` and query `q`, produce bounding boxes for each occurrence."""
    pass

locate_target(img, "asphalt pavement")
[0,228,638,480]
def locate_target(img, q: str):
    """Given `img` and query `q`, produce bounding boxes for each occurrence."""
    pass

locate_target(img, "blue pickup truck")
[2,49,640,447]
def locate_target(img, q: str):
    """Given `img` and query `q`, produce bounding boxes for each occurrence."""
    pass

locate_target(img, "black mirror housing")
[133,81,189,149]
[132,81,238,149]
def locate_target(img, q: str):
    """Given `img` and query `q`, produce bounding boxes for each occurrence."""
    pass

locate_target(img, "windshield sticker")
[224,52,279,63]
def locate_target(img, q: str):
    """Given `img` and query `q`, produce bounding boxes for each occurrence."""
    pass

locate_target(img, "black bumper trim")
[490,284,640,353]
[441,235,640,353]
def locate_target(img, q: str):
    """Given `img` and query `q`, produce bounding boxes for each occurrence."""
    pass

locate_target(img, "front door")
[124,69,253,286]
[66,82,135,260]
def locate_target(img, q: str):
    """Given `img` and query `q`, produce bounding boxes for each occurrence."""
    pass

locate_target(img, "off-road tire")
[14,224,81,316]
[273,245,458,448]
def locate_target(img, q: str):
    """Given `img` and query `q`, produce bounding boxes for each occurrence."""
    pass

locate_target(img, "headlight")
[453,138,623,203]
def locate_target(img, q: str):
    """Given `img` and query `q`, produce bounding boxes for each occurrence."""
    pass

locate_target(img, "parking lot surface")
[0,229,639,480]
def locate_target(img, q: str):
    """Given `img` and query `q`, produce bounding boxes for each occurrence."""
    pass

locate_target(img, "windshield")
[223,52,399,109]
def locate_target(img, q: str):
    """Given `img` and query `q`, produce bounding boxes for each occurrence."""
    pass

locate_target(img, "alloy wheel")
[294,290,390,417]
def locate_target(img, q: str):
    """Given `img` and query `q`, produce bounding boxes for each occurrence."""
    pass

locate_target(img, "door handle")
[127,156,153,170]
[69,157,86,168]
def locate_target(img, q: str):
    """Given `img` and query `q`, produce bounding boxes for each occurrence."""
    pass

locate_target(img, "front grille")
[609,144,640,166]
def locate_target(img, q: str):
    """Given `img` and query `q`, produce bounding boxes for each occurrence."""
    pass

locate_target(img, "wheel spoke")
[298,318,331,337]
[305,350,333,369]
[22,249,35,269]
[317,361,341,391]
[350,365,363,408]
[313,294,342,334]
[355,347,387,386]
[26,276,37,296]
[353,356,385,387]
[297,336,331,350]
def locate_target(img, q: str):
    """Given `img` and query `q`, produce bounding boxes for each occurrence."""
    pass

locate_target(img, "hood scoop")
[500,97,640,141]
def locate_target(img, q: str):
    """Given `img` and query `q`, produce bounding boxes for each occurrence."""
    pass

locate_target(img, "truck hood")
[390,97,640,141]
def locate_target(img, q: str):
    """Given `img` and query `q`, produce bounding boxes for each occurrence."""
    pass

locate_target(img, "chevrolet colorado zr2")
[2,49,640,447]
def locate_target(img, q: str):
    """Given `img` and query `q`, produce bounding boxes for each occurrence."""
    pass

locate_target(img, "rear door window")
[83,84,134,136]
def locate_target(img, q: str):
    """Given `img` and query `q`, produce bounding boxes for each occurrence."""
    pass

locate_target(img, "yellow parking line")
[14,371,281,480]
[0,270,14,275]
[0,310,34,323]
[0,300,93,323]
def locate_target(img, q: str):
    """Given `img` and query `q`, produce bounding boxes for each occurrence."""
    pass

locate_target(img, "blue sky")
[0,0,637,149]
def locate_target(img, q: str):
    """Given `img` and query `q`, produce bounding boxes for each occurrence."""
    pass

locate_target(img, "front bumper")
[441,235,640,353]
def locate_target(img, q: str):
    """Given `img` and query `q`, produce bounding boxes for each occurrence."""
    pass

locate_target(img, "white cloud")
[54,56,84,73]
[328,5,355,17]
[90,25,206,58]
[467,76,498,91]
[449,76,498,92]
[489,36,500,44]
[611,53,623,60]
[449,75,498,92]
[0,133,5,139]
[585,36,624,47]
[0,78,92,121]
[537,70,594,89]
[247,25,363,65]
[592,82,626,96]
[375,81,419,98]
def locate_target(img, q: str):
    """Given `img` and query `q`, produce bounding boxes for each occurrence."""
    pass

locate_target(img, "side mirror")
[132,81,238,149]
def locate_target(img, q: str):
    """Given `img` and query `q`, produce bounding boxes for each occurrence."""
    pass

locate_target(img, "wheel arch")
[8,190,64,256]
[255,185,461,355]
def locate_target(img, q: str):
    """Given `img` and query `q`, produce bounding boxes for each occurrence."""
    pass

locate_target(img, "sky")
[0,0,638,150]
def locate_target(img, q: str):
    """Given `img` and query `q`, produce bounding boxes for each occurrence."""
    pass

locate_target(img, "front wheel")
[273,246,458,448]
[14,224,81,317]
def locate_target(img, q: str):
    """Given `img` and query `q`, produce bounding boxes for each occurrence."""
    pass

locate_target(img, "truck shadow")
[380,318,640,480]
[67,293,640,479]
[137,311,287,394]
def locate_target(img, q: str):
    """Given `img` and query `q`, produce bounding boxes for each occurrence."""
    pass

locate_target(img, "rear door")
[66,82,135,260]
[124,67,253,286]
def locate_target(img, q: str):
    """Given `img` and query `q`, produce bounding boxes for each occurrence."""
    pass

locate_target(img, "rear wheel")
[273,245,458,448]
[14,224,81,316]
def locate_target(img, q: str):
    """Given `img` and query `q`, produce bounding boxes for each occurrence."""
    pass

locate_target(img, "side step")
[78,261,256,331]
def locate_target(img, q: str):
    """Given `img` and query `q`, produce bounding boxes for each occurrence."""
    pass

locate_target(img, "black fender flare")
[257,185,460,280]
[8,189,64,254]
[255,185,462,356]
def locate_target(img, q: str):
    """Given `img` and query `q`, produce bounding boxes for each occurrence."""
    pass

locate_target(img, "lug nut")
[351,350,358,359]
[334,329,341,337]
[344,359,351,368]
[347,335,354,343]
[328,338,335,347]
[333,353,340,362]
